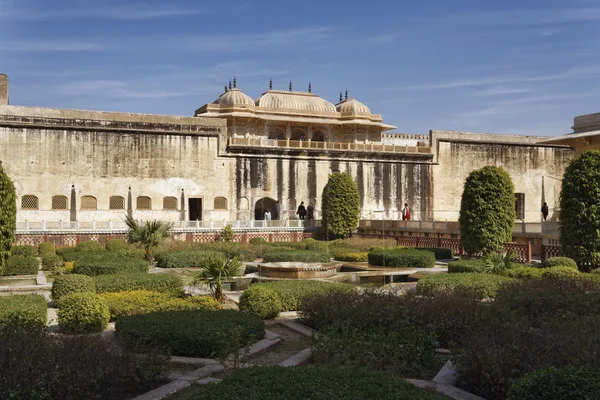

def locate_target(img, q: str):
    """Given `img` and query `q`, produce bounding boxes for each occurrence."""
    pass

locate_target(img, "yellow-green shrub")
[58,292,110,334]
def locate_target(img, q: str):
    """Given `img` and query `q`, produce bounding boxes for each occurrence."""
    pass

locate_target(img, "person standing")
[541,202,549,221]
[264,210,271,221]
[274,201,281,220]
[306,203,314,220]
[296,202,307,220]
[402,203,411,221]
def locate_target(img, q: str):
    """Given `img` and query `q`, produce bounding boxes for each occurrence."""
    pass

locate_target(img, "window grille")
[21,195,39,210]
[109,196,125,210]
[214,197,228,210]
[80,196,97,210]
[515,193,525,220]
[163,197,178,210]
[136,196,152,210]
[51,195,68,210]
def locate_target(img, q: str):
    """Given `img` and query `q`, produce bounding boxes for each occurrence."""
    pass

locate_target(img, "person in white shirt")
[264,210,272,220]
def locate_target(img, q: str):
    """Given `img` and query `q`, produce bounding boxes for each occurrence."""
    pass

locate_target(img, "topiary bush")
[0,162,16,276]
[260,280,354,312]
[321,172,360,239]
[41,253,63,273]
[220,224,234,242]
[507,366,600,400]
[417,273,512,298]
[154,249,220,268]
[239,284,282,319]
[419,247,454,260]
[541,265,580,281]
[448,259,485,273]
[262,250,331,263]
[459,166,516,255]
[76,240,105,252]
[116,309,265,358]
[105,238,130,252]
[0,294,47,328]
[249,237,268,246]
[541,256,578,269]
[559,149,600,271]
[38,241,56,256]
[99,290,219,320]
[11,245,36,257]
[94,273,184,296]
[4,255,38,275]
[368,248,435,268]
[333,251,369,262]
[51,274,96,304]
[58,292,110,334]
[506,266,544,279]
[72,253,148,276]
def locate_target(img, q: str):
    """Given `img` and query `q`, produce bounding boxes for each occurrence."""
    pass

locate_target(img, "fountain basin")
[249,262,342,279]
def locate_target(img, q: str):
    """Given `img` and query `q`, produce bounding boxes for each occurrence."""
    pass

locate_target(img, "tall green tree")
[459,166,516,255]
[321,172,360,239]
[559,149,600,271]
[0,161,16,275]
[124,215,172,262]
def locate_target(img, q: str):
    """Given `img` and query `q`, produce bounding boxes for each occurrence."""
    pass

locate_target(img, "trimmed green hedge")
[185,366,446,400]
[99,290,219,320]
[506,266,544,279]
[105,238,129,252]
[508,366,600,400]
[72,253,148,276]
[154,249,219,268]
[333,251,369,262]
[11,245,36,257]
[4,255,38,275]
[58,292,110,334]
[239,285,282,319]
[261,280,354,311]
[541,256,578,269]
[368,248,435,268]
[116,310,265,358]
[76,240,105,252]
[447,259,485,273]
[419,247,454,260]
[41,253,63,272]
[417,273,512,298]
[0,294,47,328]
[249,237,268,246]
[51,274,96,304]
[38,241,56,256]
[263,250,331,263]
[94,273,184,296]
[541,266,580,280]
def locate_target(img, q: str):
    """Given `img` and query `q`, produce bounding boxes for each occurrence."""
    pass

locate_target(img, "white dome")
[256,90,336,113]
[213,88,254,106]
[336,98,371,114]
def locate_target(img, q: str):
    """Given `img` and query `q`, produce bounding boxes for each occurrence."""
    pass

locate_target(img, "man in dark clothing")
[306,203,314,220]
[541,202,549,221]
[296,202,307,220]
[274,201,281,220]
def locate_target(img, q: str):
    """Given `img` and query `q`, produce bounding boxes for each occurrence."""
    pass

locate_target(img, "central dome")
[213,88,254,106]
[336,98,371,114]
[256,90,336,113]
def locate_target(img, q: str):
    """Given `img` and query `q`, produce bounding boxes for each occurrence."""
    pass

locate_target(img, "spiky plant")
[190,254,243,301]
[124,215,172,262]
[0,161,16,275]
[483,251,516,276]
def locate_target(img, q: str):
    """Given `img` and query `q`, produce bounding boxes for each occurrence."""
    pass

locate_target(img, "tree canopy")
[321,172,360,239]
[0,161,16,274]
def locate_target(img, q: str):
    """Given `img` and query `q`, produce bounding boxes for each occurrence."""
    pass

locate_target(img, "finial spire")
[339,91,343,102]
[224,85,228,92]
[233,76,237,88]
[308,82,312,93]
[228,79,232,90]
[289,80,292,91]
[269,79,272,90]
[345,89,348,100]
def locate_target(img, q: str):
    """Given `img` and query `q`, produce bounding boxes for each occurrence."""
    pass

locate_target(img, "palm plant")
[190,254,243,302]
[483,250,516,276]
[124,215,173,262]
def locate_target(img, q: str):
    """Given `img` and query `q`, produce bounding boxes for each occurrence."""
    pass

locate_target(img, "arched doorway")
[254,197,277,220]
[313,130,325,142]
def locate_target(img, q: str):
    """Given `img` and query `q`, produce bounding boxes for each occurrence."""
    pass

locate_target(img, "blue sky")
[1,0,599,136]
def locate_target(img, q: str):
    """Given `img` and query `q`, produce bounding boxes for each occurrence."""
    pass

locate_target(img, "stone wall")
[0,74,7,106]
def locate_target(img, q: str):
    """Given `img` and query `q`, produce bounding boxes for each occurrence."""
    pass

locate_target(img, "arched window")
[21,195,39,210]
[291,129,306,141]
[80,196,97,210]
[313,130,326,142]
[109,196,125,210]
[269,128,285,140]
[51,195,68,210]
[163,197,178,210]
[214,197,228,210]
[136,196,152,210]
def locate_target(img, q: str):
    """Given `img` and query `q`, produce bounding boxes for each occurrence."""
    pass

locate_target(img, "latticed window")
[136,196,152,210]
[51,195,68,210]
[214,197,228,210]
[80,196,97,210]
[163,197,178,210]
[109,196,125,210]
[21,195,39,210]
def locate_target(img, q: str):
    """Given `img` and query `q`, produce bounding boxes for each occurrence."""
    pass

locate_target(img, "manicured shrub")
[249,237,268,246]
[368,248,435,268]
[220,224,234,242]
[64,261,74,273]
[116,309,265,358]
[56,246,80,261]
[72,253,148,276]
[58,292,110,334]
[330,237,397,252]
[507,366,600,400]
[334,251,369,262]
[99,291,219,320]
[41,253,63,272]
[38,241,55,256]
[541,256,578,269]
[154,249,219,268]
[0,163,16,276]
[541,265,580,280]
[263,250,331,263]
[105,238,130,252]
[559,150,600,270]
[321,172,360,239]
[506,266,544,279]
[76,240,105,252]
[11,245,36,257]
[417,273,512,298]
[51,274,96,304]
[239,284,282,319]
[94,273,184,296]
[420,247,454,260]
[0,294,47,328]
[261,280,354,311]
[302,238,330,252]
[187,366,445,400]
[4,255,38,275]
[448,259,485,273]
[459,166,516,255]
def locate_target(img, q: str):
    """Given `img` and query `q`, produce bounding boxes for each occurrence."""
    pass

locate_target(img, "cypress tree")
[0,161,16,274]
[321,172,360,239]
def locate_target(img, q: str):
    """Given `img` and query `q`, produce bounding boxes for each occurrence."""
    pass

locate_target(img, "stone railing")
[228,137,432,154]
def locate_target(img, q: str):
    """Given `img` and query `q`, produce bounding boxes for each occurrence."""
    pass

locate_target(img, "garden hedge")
[58,292,110,334]
[37,241,56,256]
[185,366,445,400]
[116,309,265,358]
[419,247,454,260]
[51,274,96,304]
[541,265,580,280]
[260,280,354,311]
[99,290,219,320]
[248,237,268,246]
[507,366,600,400]
[4,255,38,275]
[72,253,148,276]
[41,253,63,272]
[0,294,47,328]
[11,245,36,257]
[416,273,512,298]
[239,284,282,319]
[447,259,485,273]
[506,266,544,279]
[368,248,435,268]
[105,238,130,252]
[154,249,219,268]
[541,256,578,269]
[94,273,184,296]
[262,250,331,263]
[76,240,105,252]
[333,251,369,262]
